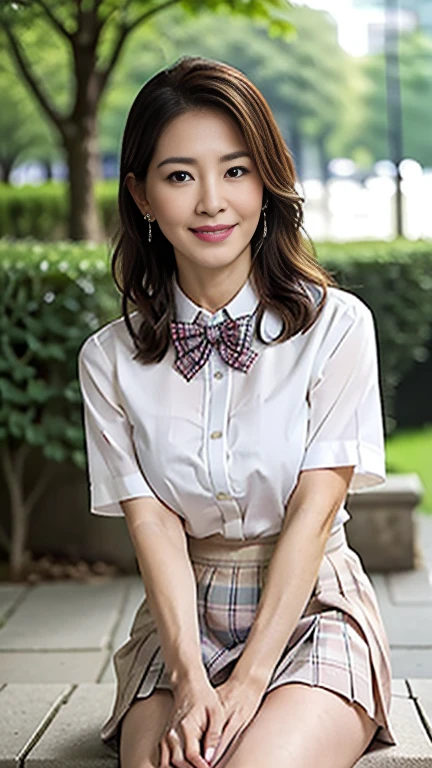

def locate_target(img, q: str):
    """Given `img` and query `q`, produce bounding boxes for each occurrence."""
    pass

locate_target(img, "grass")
[385,424,432,514]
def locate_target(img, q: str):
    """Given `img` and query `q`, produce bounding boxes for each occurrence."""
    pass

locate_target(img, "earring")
[261,199,268,238]
[144,212,153,242]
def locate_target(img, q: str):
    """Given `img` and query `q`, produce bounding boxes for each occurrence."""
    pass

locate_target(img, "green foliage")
[180,0,295,39]
[0,45,61,179]
[386,425,432,514]
[334,28,432,168]
[1,0,349,187]
[317,238,432,433]
[99,3,348,175]
[0,238,119,468]
[0,180,119,240]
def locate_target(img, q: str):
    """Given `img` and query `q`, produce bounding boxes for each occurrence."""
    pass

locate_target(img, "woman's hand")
[158,674,225,768]
[208,675,266,766]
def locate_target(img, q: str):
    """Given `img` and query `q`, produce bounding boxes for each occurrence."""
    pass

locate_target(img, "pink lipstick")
[190,225,237,242]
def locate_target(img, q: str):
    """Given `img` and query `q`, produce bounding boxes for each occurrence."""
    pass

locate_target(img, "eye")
[166,166,250,183]
[226,166,250,178]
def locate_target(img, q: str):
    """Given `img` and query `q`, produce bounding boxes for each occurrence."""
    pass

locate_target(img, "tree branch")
[96,0,181,98]
[127,0,180,35]
[32,0,73,41]
[1,19,65,131]
[15,443,31,484]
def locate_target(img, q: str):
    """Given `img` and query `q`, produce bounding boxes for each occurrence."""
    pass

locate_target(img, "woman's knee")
[119,690,174,768]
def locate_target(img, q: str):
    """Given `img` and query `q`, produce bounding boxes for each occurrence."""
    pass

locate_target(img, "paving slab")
[24,683,118,767]
[0,650,109,683]
[0,579,128,651]
[386,568,432,604]
[417,513,432,567]
[407,679,432,742]
[0,585,28,627]
[370,573,390,607]
[0,683,71,768]
[379,603,432,647]
[391,650,432,679]
[392,678,410,697]
[368,575,432,647]
[100,577,145,684]
[110,577,145,651]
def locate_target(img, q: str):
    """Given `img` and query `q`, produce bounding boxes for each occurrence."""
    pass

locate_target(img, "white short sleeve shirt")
[77,273,386,540]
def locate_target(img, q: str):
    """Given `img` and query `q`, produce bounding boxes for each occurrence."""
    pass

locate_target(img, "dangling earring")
[144,212,153,242]
[262,199,268,238]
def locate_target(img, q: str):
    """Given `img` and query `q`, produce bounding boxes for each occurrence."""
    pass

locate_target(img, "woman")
[78,55,398,768]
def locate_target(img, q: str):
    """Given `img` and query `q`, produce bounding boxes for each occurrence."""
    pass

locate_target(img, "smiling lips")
[191,224,236,232]
[190,225,236,242]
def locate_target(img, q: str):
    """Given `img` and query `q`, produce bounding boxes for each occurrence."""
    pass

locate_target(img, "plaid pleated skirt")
[100,524,398,756]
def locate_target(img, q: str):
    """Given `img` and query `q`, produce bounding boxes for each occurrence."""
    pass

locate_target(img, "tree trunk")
[1,443,56,582]
[63,117,104,243]
[2,444,30,582]
[0,158,15,183]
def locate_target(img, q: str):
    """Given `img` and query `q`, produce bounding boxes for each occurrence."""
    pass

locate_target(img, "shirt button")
[214,371,223,379]
[216,492,232,501]
[210,430,223,439]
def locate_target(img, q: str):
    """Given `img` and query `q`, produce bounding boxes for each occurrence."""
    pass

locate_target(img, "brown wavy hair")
[111,54,339,364]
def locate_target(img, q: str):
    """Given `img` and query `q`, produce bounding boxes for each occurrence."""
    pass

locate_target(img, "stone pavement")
[0,511,432,766]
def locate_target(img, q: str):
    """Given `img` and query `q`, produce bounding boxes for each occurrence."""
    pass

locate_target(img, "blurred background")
[0,0,431,585]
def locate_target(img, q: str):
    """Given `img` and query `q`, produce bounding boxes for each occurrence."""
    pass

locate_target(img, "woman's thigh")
[119,689,174,768]
[216,682,379,768]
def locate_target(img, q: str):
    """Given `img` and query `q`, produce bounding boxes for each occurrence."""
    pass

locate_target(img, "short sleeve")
[300,299,386,493]
[78,335,156,516]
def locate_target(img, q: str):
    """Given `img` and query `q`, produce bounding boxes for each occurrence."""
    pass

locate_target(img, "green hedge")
[0,181,119,241]
[0,239,118,469]
[1,237,431,475]
[319,238,432,433]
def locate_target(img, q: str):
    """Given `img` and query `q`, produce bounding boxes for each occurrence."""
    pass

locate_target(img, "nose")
[196,177,228,216]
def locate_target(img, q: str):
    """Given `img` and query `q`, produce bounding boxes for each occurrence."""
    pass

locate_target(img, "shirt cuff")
[300,439,386,492]
[90,472,156,516]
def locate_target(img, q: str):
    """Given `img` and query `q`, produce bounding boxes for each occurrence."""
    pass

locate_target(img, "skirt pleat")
[100,526,398,756]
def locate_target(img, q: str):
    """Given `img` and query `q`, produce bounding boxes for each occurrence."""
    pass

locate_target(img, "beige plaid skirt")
[100,524,398,756]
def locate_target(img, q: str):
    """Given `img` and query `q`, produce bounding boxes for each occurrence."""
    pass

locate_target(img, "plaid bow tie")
[169,309,259,382]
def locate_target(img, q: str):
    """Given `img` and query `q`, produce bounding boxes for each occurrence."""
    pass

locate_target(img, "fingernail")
[205,746,215,763]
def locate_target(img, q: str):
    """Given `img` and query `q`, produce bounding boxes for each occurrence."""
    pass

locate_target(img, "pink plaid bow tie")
[169,309,259,382]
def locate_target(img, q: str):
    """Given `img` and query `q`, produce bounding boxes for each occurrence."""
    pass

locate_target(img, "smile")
[190,225,237,242]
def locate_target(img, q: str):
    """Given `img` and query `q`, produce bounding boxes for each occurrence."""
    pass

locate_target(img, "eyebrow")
[156,150,252,169]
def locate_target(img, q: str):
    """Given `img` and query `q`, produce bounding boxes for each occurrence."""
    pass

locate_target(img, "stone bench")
[0,681,431,766]
[346,473,425,572]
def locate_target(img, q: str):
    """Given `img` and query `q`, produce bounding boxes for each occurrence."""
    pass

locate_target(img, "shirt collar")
[171,271,290,342]
[172,271,260,325]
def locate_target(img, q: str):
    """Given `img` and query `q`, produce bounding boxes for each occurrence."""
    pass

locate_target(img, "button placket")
[205,341,243,539]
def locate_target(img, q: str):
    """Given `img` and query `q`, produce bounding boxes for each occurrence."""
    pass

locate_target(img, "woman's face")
[126,108,264,277]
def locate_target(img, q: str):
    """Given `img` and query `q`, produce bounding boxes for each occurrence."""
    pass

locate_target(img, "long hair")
[111,55,339,364]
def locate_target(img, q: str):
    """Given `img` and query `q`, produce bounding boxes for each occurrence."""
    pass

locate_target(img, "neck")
[175,262,253,315]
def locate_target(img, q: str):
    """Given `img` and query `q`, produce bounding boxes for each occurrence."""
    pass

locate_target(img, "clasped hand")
[158,672,265,768]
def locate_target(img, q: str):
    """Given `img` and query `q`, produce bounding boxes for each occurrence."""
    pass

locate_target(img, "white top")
[77,272,386,540]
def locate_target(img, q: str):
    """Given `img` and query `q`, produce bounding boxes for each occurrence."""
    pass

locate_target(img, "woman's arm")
[229,465,355,689]
[121,496,207,688]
